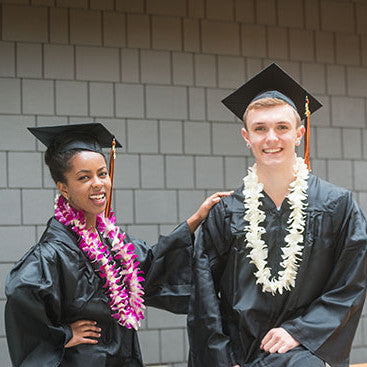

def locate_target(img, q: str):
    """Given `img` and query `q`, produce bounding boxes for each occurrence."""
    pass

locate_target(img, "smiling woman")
[4,123,231,367]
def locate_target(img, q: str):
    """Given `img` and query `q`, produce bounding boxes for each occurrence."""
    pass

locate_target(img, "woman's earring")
[247,143,251,149]
[296,140,301,146]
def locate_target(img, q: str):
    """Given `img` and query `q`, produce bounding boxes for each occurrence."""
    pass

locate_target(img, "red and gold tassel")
[105,138,116,218]
[304,96,311,171]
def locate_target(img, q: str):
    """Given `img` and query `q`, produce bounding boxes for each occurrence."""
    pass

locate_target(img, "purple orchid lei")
[54,194,145,330]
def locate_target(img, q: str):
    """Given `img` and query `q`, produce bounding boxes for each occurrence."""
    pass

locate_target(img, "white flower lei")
[243,156,309,295]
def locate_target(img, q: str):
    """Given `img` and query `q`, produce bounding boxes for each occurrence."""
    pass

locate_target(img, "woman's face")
[57,151,111,228]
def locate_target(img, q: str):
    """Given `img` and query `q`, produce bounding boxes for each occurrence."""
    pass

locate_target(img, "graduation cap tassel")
[105,138,116,218]
[304,96,311,171]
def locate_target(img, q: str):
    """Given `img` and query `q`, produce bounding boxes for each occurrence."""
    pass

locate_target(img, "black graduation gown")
[5,217,193,367]
[187,174,367,367]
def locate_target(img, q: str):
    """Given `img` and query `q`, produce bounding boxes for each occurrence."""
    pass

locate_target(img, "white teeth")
[264,148,281,153]
[90,194,105,200]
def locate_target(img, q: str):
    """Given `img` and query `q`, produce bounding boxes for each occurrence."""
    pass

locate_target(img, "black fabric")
[188,174,367,367]
[5,218,193,367]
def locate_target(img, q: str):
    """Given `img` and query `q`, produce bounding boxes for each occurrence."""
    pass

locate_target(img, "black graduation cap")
[28,123,121,218]
[28,123,122,153]
[221,63,322,121]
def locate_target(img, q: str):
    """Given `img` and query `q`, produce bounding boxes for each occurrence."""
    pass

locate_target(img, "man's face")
[241,104,305,168]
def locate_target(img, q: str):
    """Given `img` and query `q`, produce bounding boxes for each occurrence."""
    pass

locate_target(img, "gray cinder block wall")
[1,0,367,365]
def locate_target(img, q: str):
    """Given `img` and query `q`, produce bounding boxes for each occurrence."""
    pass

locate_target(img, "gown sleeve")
[129,221,194,314]
[187,201,236,367]
[5,243,72,367]
[281,192,367,365]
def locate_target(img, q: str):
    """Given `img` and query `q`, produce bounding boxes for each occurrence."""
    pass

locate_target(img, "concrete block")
[135,190,177,223]
[267,27,288,60]
[206,0,233,21]
[195,156,224,189]
[76,46,119,82]
[310,159,327,181]
[152,16,182,51]
[178,190,205,222]
[343,128,363,160]
[116,0,145,13]
[316,127,342,159]
[224,157,248,189]
[235,0,255,23]
[127,120,158,153]
[0,263,13,299]
[326,65,346,96]
[57,0,88,7]
[331,96,365,128]
[256,0,276,25]
[188,0,204,18]
[127,14,151,49]
[159,120,183,154]
[351,346,367,364]
[115,84,144,118]
[347,67,367,97]
[44,45,74,80]
[161,329,184,363]
[212,123,247,156]
[137,330,160,364]
[121,49,140,83]
[100,118,126,149]
[147,0,186,16]
[241,25,266,58]
[126,225,159,246]
[289,29,314,62]
[90,0,114,10]
[359,192,367,218]
[50,8,69,44]
[194,54,216,88]
[0,190,21,225]
[147,307,186,328]
[55,81,88,116]
[202,20,240,56]
[146,86,187,120]
[141,50,171,84]
[353,320,365,347]
[207,88,236,122]
[0,153,6,188]
[22,189,54,225]
[355,161,367,191]
[356,3,367,35]
[0,42,15,77]
[172,52,194,86]
[218,56,245,89]
[305,0,320,30]
[0,78,20,114]
[2,4,48,42]
[301,63,326,95]
[183,19,200,53]
[114,154,140,189]
[327,160,353,190]
[0,301,4,335]
[321,1,354,33]
[141,155,164,188]
[315,31,335,64]
[8,152,42,188]
[0,338,11,367]
[70,9,102,45]
[22,79,54,115]
[0,115,36,151]
[336,34,360,66]
[16,43,42,78]
[189,87,205,121]
[103,12,126,47]
[0,226,37,261]
[114,189,134,224]
[246,58,263,78]
[278,0,303,28]
[364,130,367,160]
[183,122,211,155]
[166,156,194,189]
[89,82,114,117]
[311,95,330,127]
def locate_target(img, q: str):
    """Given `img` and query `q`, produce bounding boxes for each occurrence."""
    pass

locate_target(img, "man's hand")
[65,320,101,348]
[260,327,299,354]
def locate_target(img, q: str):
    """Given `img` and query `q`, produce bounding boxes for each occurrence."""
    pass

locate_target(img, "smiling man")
[187,63,367,367]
